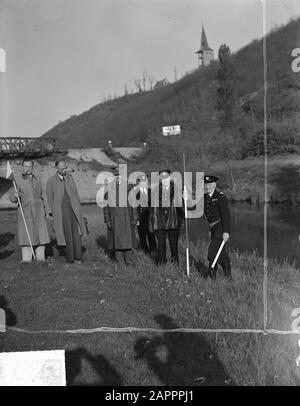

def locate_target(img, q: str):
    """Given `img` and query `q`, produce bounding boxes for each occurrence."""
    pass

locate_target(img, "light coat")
[9,174,50,246]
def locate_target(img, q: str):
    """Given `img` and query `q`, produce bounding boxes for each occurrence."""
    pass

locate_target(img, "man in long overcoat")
[46,160,86,263]
[149,170,184,265]
[9,159,50,262]
[103,171,138,266]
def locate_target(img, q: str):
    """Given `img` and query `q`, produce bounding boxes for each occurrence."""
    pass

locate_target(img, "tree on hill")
[216,44,235,131]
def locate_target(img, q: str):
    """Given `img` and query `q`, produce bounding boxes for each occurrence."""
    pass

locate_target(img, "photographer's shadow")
[65,347,122,386]
[0,232,15,260]
[134,314,234,386]
[0,295,17,328]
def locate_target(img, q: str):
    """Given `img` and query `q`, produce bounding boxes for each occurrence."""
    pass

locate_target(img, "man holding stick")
[204,175,232,280]
[9,160,50,263]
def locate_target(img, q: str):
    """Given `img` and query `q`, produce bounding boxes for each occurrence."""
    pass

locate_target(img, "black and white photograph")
[0,0,300,389]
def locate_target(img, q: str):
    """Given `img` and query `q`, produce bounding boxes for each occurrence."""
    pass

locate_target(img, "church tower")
[195,24,214,67]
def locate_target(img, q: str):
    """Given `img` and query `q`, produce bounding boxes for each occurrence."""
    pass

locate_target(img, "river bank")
[207,155,300,204]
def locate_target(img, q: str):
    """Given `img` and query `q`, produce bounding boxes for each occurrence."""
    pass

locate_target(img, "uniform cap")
[159,169,171,179]
[204,175,218,183]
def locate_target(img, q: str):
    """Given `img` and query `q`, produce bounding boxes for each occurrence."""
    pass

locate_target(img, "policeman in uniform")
[204,175,232,280]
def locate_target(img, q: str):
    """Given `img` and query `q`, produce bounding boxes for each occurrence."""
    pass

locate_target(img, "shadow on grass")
[0,296,17,327]
[96,235,115,260]
[65,348,122,386]
[0,232,15,260]
[190,255,209,278]
[134,314,234,386]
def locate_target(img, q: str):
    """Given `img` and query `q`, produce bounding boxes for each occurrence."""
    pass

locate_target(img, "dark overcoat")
[46,173,86,246]
[103,181,138,250]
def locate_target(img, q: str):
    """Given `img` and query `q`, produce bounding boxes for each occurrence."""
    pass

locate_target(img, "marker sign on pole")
[0,48,6,73]
[0,350,66,386]
[0,308,5,332]
[162,125,181,136]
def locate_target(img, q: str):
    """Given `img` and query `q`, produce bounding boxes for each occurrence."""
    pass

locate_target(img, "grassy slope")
[1,224,300,386]
[41,18,300,151]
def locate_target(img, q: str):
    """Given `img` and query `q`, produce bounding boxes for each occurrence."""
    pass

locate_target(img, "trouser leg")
[168,229,179,263]
[124,249,134,266]
[35,245,45,261]
[62,203,75,263]
[147,229,157,254]
[22,246,32,263]
[207,223,230,280]
[221,262,232,279]
[137,225,148,252]
[71,210,82,260]
[115,250,125,264]
[208,261,218,280]
[155,230,167,265]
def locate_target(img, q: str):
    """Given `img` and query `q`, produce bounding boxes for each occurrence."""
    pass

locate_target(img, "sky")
[0,0,300,139]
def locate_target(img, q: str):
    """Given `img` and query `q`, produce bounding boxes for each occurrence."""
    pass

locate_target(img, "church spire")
[195,24,214,67]
[200,24,213,51]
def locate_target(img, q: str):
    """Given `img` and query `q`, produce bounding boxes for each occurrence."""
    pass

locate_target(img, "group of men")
[10,159,86,264]
[10,159,232,280]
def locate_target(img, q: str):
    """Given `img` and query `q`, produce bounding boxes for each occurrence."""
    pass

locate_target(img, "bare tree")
[147,73,155,90]
[174,66,177,82]
[142,71,148,91]
[134,79,142,93]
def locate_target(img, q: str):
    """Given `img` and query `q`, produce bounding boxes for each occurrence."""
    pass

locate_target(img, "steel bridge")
[0,137,58,159]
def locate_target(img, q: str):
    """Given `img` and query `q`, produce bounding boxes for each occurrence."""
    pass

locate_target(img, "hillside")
[42,18,300,160]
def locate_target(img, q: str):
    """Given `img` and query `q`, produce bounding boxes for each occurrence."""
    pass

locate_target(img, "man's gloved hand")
[149,224,153,234]
[106,222,112,230]
[223,232,230,242]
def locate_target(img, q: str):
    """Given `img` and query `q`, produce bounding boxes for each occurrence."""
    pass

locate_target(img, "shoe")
[208,262,217,280]
[222,263,232,280]
[125,259,135,267]
[74,259,83,265]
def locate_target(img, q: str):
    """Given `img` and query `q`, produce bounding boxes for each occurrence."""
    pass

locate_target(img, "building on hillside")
[154,78,169,89]
[195,24,214,67]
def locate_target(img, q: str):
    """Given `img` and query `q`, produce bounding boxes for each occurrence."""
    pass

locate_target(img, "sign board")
[0,48,6,73]
[0,350,66,386]
[162,125,181,136]
[0,308,5,332]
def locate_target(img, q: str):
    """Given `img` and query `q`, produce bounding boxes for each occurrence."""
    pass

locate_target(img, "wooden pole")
[183,153,190,277]
[13,180,36,260]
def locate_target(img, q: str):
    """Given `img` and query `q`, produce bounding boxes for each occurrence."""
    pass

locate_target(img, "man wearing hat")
[134,174,157,255]
[149,169,184,265]
[204,175,232,280]
[103,168,138,266]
